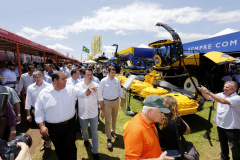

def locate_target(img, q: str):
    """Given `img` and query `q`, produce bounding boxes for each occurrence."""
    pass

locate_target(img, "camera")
[0,133,32,160]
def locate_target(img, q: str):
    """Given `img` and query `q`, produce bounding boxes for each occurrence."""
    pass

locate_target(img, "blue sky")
[0,0,239,61]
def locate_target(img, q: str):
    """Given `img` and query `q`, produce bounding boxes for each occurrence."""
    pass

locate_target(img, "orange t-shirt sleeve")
[124,130,143,160]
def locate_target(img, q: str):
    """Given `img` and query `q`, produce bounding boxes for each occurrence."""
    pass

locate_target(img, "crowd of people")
[0,61,124,160]
[222,67,240,93]
[0,60,239,160]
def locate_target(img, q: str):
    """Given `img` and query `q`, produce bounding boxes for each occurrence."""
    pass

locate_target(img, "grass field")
[32,93,222,160]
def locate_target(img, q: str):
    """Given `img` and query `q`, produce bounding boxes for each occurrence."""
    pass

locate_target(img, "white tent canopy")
[83,60,97,64]
[209,28,239,38]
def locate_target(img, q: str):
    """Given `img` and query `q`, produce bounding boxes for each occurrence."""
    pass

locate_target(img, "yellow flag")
[94,36,102,55]
[91,42,95,56]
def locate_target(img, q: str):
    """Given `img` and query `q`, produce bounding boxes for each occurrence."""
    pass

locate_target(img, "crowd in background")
[0,60,120,160]
[0,60,240,160]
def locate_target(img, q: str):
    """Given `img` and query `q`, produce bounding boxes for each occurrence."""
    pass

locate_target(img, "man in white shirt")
[17,65,35,96]
[66,64,72,78]
[66,69,80,86]
[1,61,19,88]
[99,66,124,148]
[60,62,67,74]
[37,68,52,84]
[46,64,54,78]
[26,70,49,123]
[25,70,51,152]
[76,68,104,160]
[35,71,97,160]
[67,68,81,132]
[79,68,85,79]
[198,81,240,160]
[79,69,100,84]
[43,64,48,76]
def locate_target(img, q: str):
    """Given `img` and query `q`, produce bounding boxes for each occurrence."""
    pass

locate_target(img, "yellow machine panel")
[172,53,200,67]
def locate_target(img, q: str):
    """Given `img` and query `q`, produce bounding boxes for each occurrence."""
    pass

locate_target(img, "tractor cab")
[149,39,182,70]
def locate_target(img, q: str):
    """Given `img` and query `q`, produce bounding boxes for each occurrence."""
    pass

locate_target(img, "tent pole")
[43,51,46,64]
[16,42,25,106]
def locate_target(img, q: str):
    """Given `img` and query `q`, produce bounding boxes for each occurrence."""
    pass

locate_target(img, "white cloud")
[138,44,150,48]
[17,2,240,40]
[204,9,240,24]
[102,45,116,58]
[17,27,42,39]
[115,30,128,35]
[46,44,75,53]
[155,31,212,40]
[17,26,69,40]
[178,32,212,40]
[41,26,68,39]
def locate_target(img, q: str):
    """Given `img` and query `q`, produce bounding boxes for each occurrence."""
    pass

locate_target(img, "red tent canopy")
[0,27,79,63]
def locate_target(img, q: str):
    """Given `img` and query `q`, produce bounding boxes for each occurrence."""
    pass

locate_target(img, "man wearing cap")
[124,95,174,160]
[1,61,19,88]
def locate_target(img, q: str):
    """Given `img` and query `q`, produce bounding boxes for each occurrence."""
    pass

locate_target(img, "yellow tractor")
[149,22,235,93]
[119,23,235,116]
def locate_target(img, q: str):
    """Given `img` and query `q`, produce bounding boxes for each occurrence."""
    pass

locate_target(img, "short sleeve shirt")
[214,92,240,129]
[1,69,17,87]
[124,111,162,159]
[0,85,21,108]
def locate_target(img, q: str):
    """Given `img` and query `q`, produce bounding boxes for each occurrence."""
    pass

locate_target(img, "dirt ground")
[16,102,43,157]
[26,128,42,156]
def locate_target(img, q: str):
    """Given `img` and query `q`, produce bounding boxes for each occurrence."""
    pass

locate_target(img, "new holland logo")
[154,54,161,67]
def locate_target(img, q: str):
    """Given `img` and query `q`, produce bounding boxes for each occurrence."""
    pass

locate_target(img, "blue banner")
[183,31,240,54]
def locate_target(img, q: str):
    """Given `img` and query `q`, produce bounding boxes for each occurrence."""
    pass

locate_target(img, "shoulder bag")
[175,119,200,160]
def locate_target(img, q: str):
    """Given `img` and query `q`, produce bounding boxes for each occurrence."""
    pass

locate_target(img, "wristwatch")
[10,130,17,134]
[17,114,21,116]
[87,88,91,92]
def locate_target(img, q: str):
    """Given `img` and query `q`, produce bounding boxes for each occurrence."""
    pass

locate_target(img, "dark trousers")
[217,126,240,160]
[75,100,81,131]
[46,117,77,160]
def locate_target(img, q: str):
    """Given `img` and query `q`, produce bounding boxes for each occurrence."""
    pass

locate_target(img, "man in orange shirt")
[124,95,174,160]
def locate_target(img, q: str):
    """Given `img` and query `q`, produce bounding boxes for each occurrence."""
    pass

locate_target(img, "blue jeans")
[79,116,98,154]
